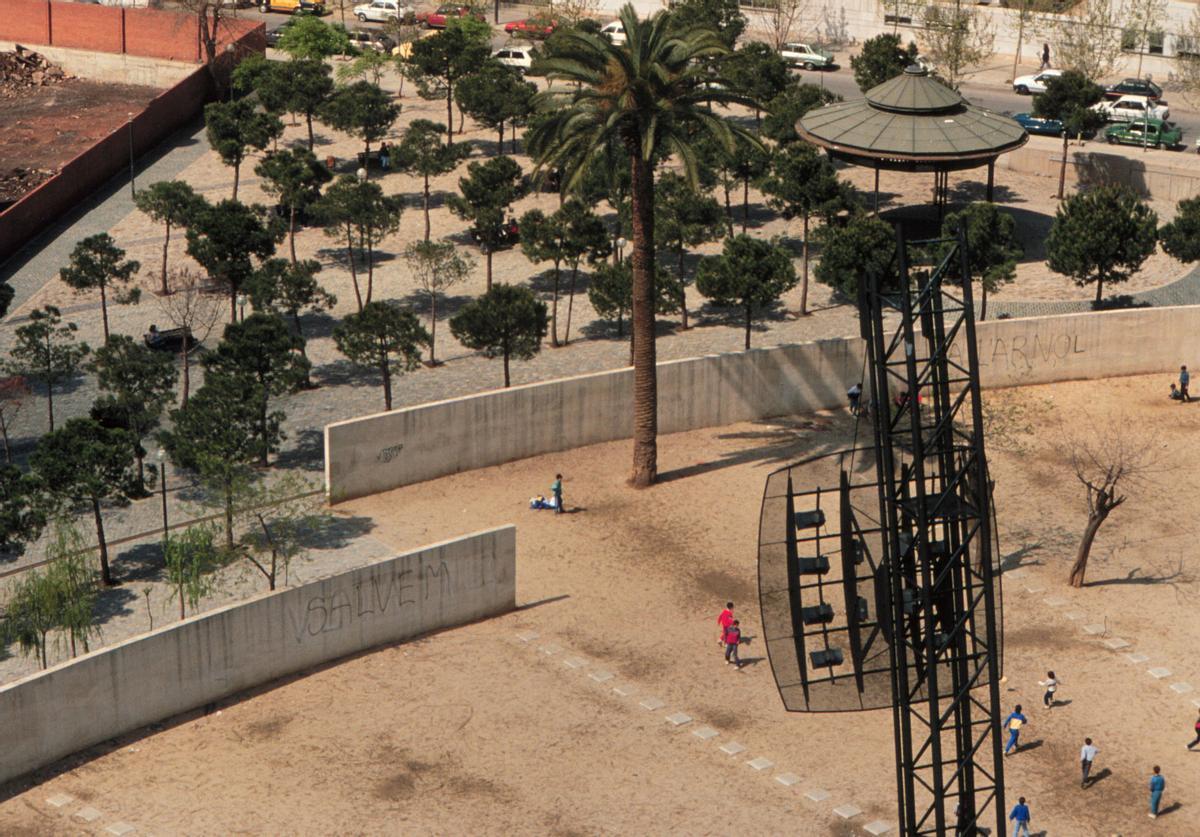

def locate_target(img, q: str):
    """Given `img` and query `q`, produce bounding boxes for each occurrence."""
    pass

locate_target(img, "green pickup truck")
[1104,118,1183,150]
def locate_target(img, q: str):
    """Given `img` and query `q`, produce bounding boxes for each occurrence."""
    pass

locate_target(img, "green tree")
[134,181,204,296]
[1046,185,1158,306]
[204,98,283,200]
[696,234,796,349]
[587,261,681,363]
[277,15,351,60]
[240,475,327,591]
[450,284,548,388]
[287,59,336,151]
[668,0,746,47]
[314,175,404,311]
[521,199,609,347]
[0,464,46,556]
[160,376,266,550]
[186,199,281,322]
[203,313,310,465]
[255,148,332,263]
[940,202,1022,320]
[760,142,852,316]
[164,524,221,619]
[43,519,100,658]
[456,61,537,155]
[2,568,58,669]
[919,0,995,88]
[245,258,336,383]
[1033,70,1105,200]
[404,24,491,142]
[3,306,90,431]
[319,80,401,161]
[851,33,919,92]
[723,41,791,124]
[59,233,141,344]
[528,3,755,485]
[32,418,135,586]
[395,119,470,241]
[654,172,724,329]
[337,47,392,86]
[0,376,30,465]
[232,54,292,118]
[762,83,841,145]
[447,156,524,289]
[814,213,899,298]
[90,335,179,494]
[1159,196,1200,264]
[333,301,429,410]
[402,240,474,364]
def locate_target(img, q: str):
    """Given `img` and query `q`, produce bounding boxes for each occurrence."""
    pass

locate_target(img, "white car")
[601,20,626,46]
[779,42,835,70]
[1093,94,1169,123]
[1012,69,1062,95]
[494,46,534,74]
[354,0,406,22]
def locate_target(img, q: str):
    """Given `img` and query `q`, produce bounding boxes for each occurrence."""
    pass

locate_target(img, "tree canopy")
[134,180,204,295]
[696,234,797,349]
[940,202,1022,320]
[814,213,900,298]
[404,23,492,142]
[333,301,429,410]
[851,33,919,92]
[313,175,403,311]
[319,80,400,159]
[60,233,141,344]
[204,98,283,200]
[448,156,524,288]
[277,16,351,60]
[395,119,471,241]
[3,306,89,432]
[1159,196,1200,264]
[186,198,281,322]
[255,148,332,263]
[450,284,548,387]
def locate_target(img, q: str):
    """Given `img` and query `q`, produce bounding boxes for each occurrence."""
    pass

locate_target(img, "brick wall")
[4,0,51,44]
[124,7,198,63]
[49,3,123,53]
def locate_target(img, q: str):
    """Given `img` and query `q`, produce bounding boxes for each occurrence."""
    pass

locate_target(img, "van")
[260,0,326,14]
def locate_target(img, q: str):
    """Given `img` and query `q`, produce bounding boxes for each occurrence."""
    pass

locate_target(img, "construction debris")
[0,46,72,98]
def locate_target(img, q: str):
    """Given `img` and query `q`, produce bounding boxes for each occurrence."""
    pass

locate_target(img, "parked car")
[505,17,557,39]
[1104,118,1182,149]
[144,326,198,354]
[779,42,835,70]
[1092,94,1169,123]
[1012,69,1062,95]
[260,0,325,13]
[600,20,626,45]
[417,4,482,28]
[354,0,407,22]
[346,28,397,53]
[1105,77,1163,101]
[494,45,535,74]
[1012,112,1064,136]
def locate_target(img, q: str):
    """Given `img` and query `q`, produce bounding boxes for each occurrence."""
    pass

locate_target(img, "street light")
[356,166,368,183]
[156,449,169,548]
[127,112,135,199]
[616,236,627,265]
[237,293,247,321]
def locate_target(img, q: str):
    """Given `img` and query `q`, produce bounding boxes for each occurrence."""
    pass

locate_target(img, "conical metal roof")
[865,65,963,113]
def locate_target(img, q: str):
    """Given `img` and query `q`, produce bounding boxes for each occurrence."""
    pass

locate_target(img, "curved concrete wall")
[325,306,1200,503]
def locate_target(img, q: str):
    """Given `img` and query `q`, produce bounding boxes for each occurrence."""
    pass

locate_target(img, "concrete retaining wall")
[325,306,1200,502]
[998,139,1200,203]
[0,526,516,788]
[0,41,200,86]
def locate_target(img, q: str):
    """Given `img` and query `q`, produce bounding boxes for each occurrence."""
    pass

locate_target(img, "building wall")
[0,526,517,788]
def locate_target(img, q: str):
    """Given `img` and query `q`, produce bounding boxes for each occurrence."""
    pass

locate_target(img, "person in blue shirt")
[1180,365,1191,403]
[1003,705,1027,755]
[1149,765,1166,818]
[1009,796,1031,837]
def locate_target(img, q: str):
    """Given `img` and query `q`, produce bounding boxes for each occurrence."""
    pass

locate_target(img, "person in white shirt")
[1080,738,1099,787]
[1039,671,1060,709]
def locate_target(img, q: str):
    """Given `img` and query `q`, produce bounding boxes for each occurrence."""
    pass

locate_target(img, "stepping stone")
[746,756,774,771]
[612,685,635,697]
[666,712,693,726]
[589,670,614,683]
[775,772,801,787]
[1006,569,1027,579]
[1082,624,1106,635]
[1170,682,1194,694]
[1148,667,1172,679]
[1024,586,1044,594]
[1126,653,1150,664]
[1064,611,1085,621]
[719,741,746,756]
[692,726,719,741]
[1043,596,1068,607]
[106,824,137,836]
[539,644,562,656]
[833,803,863,819]
[563,657,588,669]
[1103,638,1131,650]
[805,788,831,803]
[516,631,539,643]
[864,820,893,836]
[639,697,665,711]
[45,793,74,809]
[74,807,102,823]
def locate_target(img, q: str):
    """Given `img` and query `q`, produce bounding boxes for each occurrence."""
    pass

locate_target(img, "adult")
[1149,765,1165,818]
[1009,796,1031,837]
[847,382,862,415]
[1179,365,1190,403]
[1004,705,1027,755]
[1080,738,1098,788]
[1040,43,1051,71]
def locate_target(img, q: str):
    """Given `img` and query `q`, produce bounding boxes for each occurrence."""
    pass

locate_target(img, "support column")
[986,160,995,203]
[874,166,880,214]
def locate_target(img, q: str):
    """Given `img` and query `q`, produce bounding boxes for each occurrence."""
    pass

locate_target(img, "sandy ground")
[3,373,1198,835]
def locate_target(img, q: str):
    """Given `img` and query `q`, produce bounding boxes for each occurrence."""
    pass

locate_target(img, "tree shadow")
[315,358,384,390]
[298,311,338,342]
[694,297,791,332]
[1093,295,1152,311]
[1086,563,1188,587]
[274,428,325,472]
[113,541,165,585]
[948,181,1021,205]
[578,318,629,342]
[393,289,475,320]
[91,580,138,627]
[1001,542,1045,573]
[657,416,841,483]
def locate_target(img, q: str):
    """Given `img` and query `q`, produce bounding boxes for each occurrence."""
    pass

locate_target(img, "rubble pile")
[0,47,72,98]
[0,167,55,207]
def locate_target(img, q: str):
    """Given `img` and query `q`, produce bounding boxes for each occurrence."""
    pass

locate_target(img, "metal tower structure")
[758,229,1006,835]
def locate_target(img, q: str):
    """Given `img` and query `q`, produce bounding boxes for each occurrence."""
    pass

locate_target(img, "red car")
[504,17,557,39]
[418,3,482,28]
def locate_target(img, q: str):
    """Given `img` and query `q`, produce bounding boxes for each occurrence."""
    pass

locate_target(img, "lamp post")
[156,449,169,548]
[127,112,136,199]
[237,293,247,322]
[616,237,627,265]
[356,166,368,183]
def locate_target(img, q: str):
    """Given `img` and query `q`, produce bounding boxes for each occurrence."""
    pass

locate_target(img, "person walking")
[551,473,564,514]
[1004,705,1027,755]
[1180,365,1191,402]
[1187,708,1200,750]
[1149,765,1165,818]
[1040,43,1051,71]
[1009,796,1032,837]
[1039,671,1060,709]
[723,619,742,668]
[1080,738,1098,788]
[717,602,734,649]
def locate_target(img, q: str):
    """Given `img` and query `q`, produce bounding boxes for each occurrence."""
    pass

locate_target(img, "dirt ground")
[0,72,158,205]
[2,373,1197,835]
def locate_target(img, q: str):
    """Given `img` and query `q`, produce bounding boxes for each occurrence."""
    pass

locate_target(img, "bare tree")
[177,0,239,67]
[154,268,222,405]
[1064,419,1158,588]
[0,376,30,465]
[1005,0,1037,82]
[550,0,602,27]
[919,0,996,88]
[757,0,814,51]
[1052,0,1127,82]
[1125,0,1167,78]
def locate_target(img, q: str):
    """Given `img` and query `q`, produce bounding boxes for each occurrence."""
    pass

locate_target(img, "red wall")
[4,0,51,44]
[48,3,123,53]
[124,7,199,63]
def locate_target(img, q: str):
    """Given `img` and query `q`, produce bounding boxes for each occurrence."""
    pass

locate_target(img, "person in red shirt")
[717,602,734,649]
[723,620,742,667]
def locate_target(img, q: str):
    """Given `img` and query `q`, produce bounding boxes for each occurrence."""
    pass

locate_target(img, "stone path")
[39,791,145,836]
[991,263,1200,319]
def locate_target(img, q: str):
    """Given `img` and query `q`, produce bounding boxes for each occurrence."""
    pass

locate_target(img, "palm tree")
[527,4,756,487]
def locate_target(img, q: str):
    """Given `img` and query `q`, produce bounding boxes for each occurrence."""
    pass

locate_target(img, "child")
[1170,382,1182,400]
[717,602,734,649]
[551,473,564,515]
[1039,671,1059,709]
[1004,705,1027,754]
[723,619,742,668]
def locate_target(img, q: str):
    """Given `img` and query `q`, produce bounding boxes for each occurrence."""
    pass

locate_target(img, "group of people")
[529,474,565,513]
[716,602,744,668]
[1170,365,1191,402]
